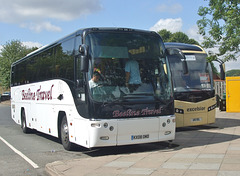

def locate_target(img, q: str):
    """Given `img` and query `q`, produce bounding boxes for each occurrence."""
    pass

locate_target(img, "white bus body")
[11,28,175,150]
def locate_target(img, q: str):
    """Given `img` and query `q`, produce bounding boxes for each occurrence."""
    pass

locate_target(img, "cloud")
[186,25,204,44]
[20,22,62,33]
[186,27,240,71]
[150,18,183,33]
[156,3,182,14]
[0,0,102,32]
[225,59,240,71]
[211,57,240,72]
[150,20,202,43]
[22,41,43,49]
[205,47,240,71]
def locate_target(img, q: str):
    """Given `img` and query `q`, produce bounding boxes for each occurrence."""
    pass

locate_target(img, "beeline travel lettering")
[22,85,54,101]
[113,107,163,118]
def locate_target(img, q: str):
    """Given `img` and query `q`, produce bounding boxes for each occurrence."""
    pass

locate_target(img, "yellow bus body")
[175,97,216,127]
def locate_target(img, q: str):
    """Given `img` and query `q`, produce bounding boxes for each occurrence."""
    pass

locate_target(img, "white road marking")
[0,136,39,169]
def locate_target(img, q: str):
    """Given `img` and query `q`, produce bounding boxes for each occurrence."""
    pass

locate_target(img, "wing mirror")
[166,48,188,75]
[79,44,89,72]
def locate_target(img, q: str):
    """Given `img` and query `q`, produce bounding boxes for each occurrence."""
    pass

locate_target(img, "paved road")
[45,110,240,176]
[0,103,176,176]
[3,101,237,176]
[0,104,88,176]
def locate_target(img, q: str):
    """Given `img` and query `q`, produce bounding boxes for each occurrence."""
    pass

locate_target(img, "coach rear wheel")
[60,116,74,151]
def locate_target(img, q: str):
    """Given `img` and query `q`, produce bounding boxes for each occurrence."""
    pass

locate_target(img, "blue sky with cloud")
[0,0,239,70]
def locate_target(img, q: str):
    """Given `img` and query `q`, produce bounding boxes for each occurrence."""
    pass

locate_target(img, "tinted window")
[55,38,74,81]
[11,37,75,86]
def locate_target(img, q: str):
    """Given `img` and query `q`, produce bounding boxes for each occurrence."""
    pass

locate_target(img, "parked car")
[1,92,11,101]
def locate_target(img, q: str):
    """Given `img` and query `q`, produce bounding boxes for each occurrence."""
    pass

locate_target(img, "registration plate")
[131,134,149,140]
[191,118,202,122]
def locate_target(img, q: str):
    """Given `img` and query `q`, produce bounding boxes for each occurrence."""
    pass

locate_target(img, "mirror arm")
[214,59,225,80]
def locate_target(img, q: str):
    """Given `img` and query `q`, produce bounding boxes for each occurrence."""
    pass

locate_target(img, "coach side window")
[11,66,16,86]
[55,38,74,82]
[15,62,26,85]
[40,48,55,80]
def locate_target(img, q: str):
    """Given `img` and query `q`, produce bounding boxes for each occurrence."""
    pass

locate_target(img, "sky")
[0,0,239,71]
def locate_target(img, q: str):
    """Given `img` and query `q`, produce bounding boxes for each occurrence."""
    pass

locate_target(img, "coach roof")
[164,42,206,53]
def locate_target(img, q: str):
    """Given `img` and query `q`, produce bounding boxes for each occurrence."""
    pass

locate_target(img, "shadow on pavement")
[28,114,240,157]
[81,116,240,157]
[78,142,179,157]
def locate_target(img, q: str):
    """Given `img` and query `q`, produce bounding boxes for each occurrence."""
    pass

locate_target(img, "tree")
[226,69,240,76]
[197,0,240,62]
[157,30,199,45]
[0,40,37,88]
[158,29,173,42]
[169,32,190,44]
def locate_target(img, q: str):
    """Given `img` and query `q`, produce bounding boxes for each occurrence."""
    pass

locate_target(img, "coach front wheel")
[60,116,74,151]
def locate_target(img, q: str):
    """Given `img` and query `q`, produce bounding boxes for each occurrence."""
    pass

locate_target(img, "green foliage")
[169,32,191,44]
[158,29,173,42]
[210,62,219,77]
[157,29,199,45]
[197,0,240,62]
[226,69,240,77]
[0,40,37,88]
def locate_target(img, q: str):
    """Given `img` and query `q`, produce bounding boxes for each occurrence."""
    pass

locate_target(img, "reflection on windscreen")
[86,32,172,103]
[169,53,213,92]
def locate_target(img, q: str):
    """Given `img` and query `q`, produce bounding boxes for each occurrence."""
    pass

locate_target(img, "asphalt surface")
[1,101,240,176]
[45,110,240,176]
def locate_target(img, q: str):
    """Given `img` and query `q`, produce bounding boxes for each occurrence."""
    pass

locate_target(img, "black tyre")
[21,109,30,133]
[60,116,74,151]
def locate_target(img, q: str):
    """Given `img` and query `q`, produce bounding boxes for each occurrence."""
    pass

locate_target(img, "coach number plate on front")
[191,117,202,122]
[131,134,149,140]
